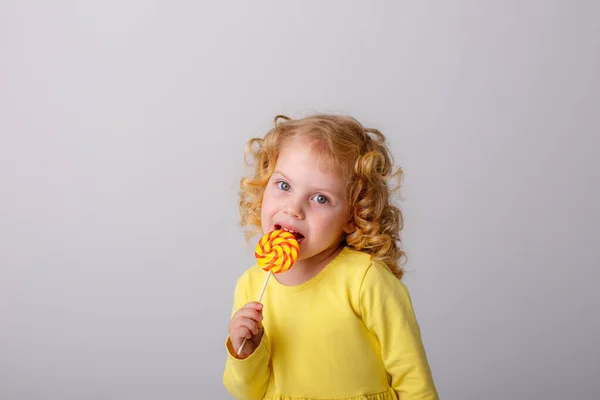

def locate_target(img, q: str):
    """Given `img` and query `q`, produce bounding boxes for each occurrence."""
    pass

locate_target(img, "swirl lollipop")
[255,229,299,274]
[237,229,299,355]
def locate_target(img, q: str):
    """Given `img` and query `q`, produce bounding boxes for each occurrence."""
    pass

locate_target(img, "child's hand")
[228,302,264,359]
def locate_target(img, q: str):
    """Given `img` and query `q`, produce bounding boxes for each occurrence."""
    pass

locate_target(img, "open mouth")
[275,224,305,243]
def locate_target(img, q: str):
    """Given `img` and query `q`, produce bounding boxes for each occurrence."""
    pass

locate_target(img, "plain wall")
[1,1,599,399]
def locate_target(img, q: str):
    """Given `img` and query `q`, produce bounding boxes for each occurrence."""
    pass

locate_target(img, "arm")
[223,277,271,400]
[223,336,271,400]
[359,262,439,400]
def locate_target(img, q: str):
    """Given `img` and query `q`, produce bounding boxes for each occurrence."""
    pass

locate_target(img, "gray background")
[1,1,599,399]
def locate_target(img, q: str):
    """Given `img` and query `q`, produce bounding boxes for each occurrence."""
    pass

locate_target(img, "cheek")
[320,210,350,230]
[261,189,277,214]
[311,210,335,227]
[260,197,271,215]
[260,200,272,230]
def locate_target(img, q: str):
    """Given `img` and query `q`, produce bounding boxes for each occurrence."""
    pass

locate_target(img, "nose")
[284,197,304,219]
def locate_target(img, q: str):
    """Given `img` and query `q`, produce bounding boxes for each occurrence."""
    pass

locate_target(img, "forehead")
[275,137,346,188]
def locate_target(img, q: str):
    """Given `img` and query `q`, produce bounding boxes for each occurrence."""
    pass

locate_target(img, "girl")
[223,114,438,400]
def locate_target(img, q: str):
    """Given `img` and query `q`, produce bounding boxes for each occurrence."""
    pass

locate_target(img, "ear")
[342,218,354,235]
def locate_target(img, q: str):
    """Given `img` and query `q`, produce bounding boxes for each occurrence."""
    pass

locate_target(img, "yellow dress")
[223,247,438,400]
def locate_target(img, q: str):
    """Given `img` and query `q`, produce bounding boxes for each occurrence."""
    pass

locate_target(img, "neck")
[275,244,344,286]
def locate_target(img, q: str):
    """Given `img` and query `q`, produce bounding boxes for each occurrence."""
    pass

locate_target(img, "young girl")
[223,114,438,400]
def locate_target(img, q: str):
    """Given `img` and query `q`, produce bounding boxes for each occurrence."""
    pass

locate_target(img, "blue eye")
[313,194,329,204]
[277,181,291,191]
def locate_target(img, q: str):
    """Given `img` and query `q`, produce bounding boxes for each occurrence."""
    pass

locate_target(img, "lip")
[274,223,305,243]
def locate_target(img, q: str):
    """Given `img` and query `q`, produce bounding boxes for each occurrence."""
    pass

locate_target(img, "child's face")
[260,136,352,263]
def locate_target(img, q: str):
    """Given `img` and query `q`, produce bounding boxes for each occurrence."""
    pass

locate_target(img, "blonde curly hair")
[239,114,406,279]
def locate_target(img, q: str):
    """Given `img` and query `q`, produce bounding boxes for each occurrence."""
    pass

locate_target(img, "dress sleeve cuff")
[225,334,271,370]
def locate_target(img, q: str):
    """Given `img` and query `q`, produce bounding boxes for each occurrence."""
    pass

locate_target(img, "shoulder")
[336,248,412,319]
[329,247,371,291]
[358,258,416,323]
[338,246,372,276]
[344,249,412,312]
[361,258,410,302]
[340,247,405,291]
[334,247,404,312]
[364,258,406,288]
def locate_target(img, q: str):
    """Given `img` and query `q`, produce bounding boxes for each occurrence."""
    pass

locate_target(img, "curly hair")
[239,114,406,279]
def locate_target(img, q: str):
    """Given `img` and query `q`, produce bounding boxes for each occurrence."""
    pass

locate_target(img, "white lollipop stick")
[236,271,272,355]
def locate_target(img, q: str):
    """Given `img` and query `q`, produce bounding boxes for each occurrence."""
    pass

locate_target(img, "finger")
[228,313,261,338]
[235,318,260,336]
[232,328,252,346]
[234,308,263,323]
[230,318,258,341]
[250,329,264,347]
[242,302,263,311]
[230,326,251,348]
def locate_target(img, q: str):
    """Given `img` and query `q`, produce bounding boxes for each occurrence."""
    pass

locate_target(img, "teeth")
[282,226,296,233]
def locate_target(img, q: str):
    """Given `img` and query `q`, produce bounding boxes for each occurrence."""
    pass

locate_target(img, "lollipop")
[237,229,299,355]
[255,229,299,274]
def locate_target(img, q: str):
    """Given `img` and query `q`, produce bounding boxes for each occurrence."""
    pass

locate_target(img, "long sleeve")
[223,275,271,400]
[223,336,271,400]
[359,261,439,400]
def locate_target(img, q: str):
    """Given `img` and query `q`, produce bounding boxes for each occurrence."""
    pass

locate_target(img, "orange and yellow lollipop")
[255,229,299,274]
[237,229,299,355]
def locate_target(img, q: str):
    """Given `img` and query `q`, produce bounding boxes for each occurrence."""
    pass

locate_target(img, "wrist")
[226,336,248,359]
